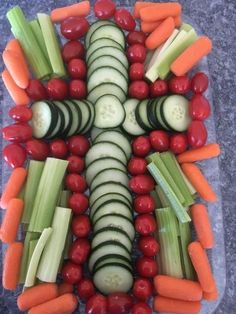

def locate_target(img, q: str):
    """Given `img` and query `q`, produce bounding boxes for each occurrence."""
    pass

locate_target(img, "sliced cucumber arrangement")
[122,99,146,136]
[87,83,126,104]
[93,254,132,272]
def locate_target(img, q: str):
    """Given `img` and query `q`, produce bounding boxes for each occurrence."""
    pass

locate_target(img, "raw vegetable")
[29,20,50,62]
[203,287,218,301]
[154,296,201,314]
[25,140,50,161]
[94,0,116,20]
[26,79,47,101]
[177,143,220,163]
[61,261,82,284]
[62,40,85,63]
[68,58,87,79]
[3,143,26,169]
[132,303,152,314]
[141,20,162,33]
[136,256,158,277]
[129,81,149,100]
[189,94,211,121]
[107,292,133,314]
[139,3,182,22]
[77,278,95,301]
[114,9,136,31]
[134,195,155,214]
[127,44,146,63]
[170,134,188,154]
[127,31,146,46]
[135,214,157,236]
[50,139,68,159]
[128,157,147,175]
[51,1,90,22]
[132,136,151,157]
[191,72,209,94]
[9,106,32,122]
[2,123,32,143]
[132,278,152,301]
[61,17,89,40]
[138,236,159,257]
[69,79,87,99]
[129,63,145,81]
[168,75,191,94]
[150,80,168,97]
[187,121,208,148]
[133,2,154,18]
[86,294,108,314]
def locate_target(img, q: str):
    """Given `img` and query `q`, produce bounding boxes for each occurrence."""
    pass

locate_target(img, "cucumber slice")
[72,100,91,134]
[45,102,63,139]
[90,25,125,50]
[85,20,114,48]
[91,127,104,142]
[86,38,123,61]
[155,96,171,131]
[82,100,95,134]
[64,100,81,136]
[90,168,129,191]
[53,100,73,137]
[135,99,154,131]
[88,47,128,69]
[87,83,126,105]
[147,98,163,129]
[122,99,146,136]
[93,254,132,272]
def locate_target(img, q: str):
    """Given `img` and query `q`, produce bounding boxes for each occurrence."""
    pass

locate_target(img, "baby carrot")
[174,15,182,27]
[141,16,182,33]
[177,144,221,163]
[51,1,90,23]
[181,163,217,202]
[191,204,214,249]
[0,167,27,209]
[17,283,59,311]
[58,283,74,296]
[203,287,218,301]
[2,69,30,106]
[28,293,78,314]
[133,2,155,18]
[2,242,23,290]
[1,198,24,243]
[171,36,212,76]
[154,275,203,301]
[146,17,175,50]
[188,241,217,293]
[154,296,201,314]
[140,3,182,22]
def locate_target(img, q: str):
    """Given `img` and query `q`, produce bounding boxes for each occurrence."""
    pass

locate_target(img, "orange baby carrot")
[181,163,217,202]
[203,287,218,301]
[191,204,214,249]
[17,283,59,311]
[133,2,155,19]
[141,16,182,33]
[1,198,24,243]
[153,296,201,314]
[188,242,217,293]
[58,283,74,296]
[0,167,27,209]
[6,39,30,76]
[28,293,78,314]
[154,275,203,301]
[174,15,182,27]
[146,17,175,50]
[140,3,182,22]
[51,1,90,23]
[2,69,30,106]
[2,242,23,290]
[171,36,213,76]
[177,144,221,163]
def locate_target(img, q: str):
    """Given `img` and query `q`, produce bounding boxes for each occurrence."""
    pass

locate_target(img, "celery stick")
[37,13,66,77]
[21,161,45,224]
[25,228,52,287]
[63,230,72,260]
[150,189,162,209]
[37,207,72,282]
[18,183,25,200]
[59,190,71,207]
[180,23,193,32]
[156,185,170,207]
[27,240,38,270]
[29,19,50,62]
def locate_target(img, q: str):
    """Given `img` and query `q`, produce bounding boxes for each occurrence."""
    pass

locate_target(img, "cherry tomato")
[191,72,209,94]
[50,139,68,159]
[189,94,211,121]
[68,59,87,79]
[169,75,191,95]
[135,214,157,236]
[77,278,95,301]
[69,80,87,99]
[61,17,89,40]
[62,41,85,63]
[128,157,147,175]
[138,236,160,257]
[132,278,152,301]
[26,139,50,161]
[170,133,188,155]
[114,9,136,31]
[150,80,168,97]
[129,81,149,100]
[131,302,152,314]
[69,193,89,214]
[108,292,133,314]
[136,256,158,278]
[94,0,116,19]
[2,123,32,143]
[71,215,91,238]
[69,238,91,265]
[127,44,146,63]
[68,135,90,157]
[65,174,87,193]
[132,136,151,157]
[8,106,32,122]
[187,121,207,148]
[134,195,155,214]
[3,143,26,168]
[129,175,155,194]
[61,261,82,284]
[127,31,146,46]
[149,130,169,152]
[26,79,47,101]
[86,294,108,314]
[47,79,68,100]
[67,155,85,173]
[129,63,144,81]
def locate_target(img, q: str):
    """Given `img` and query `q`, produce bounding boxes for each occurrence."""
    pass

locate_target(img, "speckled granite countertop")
[0,0,235,313]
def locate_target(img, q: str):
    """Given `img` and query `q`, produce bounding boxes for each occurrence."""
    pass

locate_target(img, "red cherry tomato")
[131,302,152,314]
[69,238,91,265]
[8,106,32,122]
[127,44,146,63]
[77,278,95,301]
[68,135,90,157]
[94,0,116,19]
[127,31,146,46]
[26,79,47,101]
[128,157,147,175]
[187,121,207,148]
[129,175,155,194]
[170,133,188,155]
[134,195,155,214]
[69,193,89,214]
[67,155,85,173]
[71,215,91,238]
[136,256,158,278]
[114,9,136,31]
[132,136,151,157]
[61,261,82,284]
[2,123,32,143]
[150,80,168,97]
[108,292,133,314]
[169,75,191,95]
[129,81,149,100]
[189,94,211,121]
[138,236,160,257]
[61,17,89,40]
[62,41,85,63]
[65,174,87,193]
[50,139,68,159]
[129,63,144,81]
[135,214,157,236]
[149,130,169,152]
[68,59,87,79]
[26,139,50,161]
[3,143,26,168]
[191,72,209,94]
[86,294,108,314]
[47,79,68,100]
[132,278,152,301]
[69,80,87,99]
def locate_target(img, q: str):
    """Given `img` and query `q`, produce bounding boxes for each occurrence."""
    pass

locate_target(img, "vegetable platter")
[0,1,226,314]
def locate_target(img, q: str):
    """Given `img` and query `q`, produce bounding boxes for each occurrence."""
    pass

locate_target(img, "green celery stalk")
[63,230,72,260]
[180,23,193,32]
[150,189,162,208]
[18,184,25,200]
[59,190,71,207]
[37,207,72,282]
[29,19,50,62]
[27,240,38,270]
